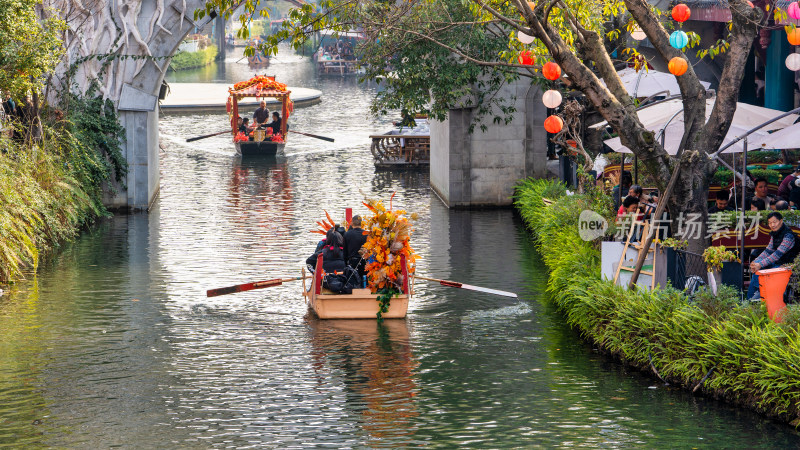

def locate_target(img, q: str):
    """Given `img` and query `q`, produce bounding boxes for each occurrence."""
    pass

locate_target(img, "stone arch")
[45,0,216,210]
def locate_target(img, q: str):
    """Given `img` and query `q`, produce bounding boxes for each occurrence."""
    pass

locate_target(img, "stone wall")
[430,77,549,207]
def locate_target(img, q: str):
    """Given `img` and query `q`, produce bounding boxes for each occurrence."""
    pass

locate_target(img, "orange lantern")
[788,27,800,46]
[668,57,688,76]
[542,62,561,80]
[672,4,691,22]
[518,51,535,65]
[527,1,535,9]
[544,115,563,133]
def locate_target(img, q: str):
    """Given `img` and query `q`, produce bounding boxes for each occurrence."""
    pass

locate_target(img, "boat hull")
[308,289,409,319]
[235,141,284,157]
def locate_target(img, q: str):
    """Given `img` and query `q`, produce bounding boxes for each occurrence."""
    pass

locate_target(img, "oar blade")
[460,283,518,298]
[206,279,283,297]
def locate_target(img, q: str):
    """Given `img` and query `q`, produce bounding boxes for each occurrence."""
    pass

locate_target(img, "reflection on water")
[307,319,418,445]
[1,46,800,447]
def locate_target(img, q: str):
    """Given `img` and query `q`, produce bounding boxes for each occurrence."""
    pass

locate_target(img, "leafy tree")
[199,0,791,250]
[0,0,64,100]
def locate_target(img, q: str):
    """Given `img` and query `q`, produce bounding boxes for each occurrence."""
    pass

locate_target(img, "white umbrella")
[604,67,711,98]
[604,122,772,154]
[749,121,800,150]
[600,98,799,153]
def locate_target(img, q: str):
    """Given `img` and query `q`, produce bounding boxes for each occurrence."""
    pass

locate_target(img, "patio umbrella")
[749,122,800,150]
[604,68,711,98]
[600,98,799,154]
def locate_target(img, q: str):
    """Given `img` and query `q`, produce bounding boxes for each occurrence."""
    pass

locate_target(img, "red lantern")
[668,57,688,76]
[518,51,535,66]
[672,4,691,22]
[542,62,561,80]
[544,115,563,133]
[788,28,800,46]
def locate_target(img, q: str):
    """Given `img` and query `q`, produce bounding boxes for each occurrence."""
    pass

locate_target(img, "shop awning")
[601,98,799,154]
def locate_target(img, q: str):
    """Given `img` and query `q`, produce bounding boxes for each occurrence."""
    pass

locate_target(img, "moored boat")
[227,75,293,157]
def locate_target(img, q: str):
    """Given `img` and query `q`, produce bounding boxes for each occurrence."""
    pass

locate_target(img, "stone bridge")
[45,0,229,210]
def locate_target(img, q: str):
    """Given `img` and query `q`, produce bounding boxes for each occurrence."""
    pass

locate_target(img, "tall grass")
[514,178,800,425]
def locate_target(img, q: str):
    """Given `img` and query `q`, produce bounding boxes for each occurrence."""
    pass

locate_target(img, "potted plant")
[703,246,741,295]
[658,238,688,290]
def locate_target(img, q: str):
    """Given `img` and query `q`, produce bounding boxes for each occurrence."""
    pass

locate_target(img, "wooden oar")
[187,129,231,143]
[287,130,335,142]
[415,276,518,298]
[207,276,303,297]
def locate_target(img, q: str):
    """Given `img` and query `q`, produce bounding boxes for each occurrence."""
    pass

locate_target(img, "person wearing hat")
[777,165,800,201]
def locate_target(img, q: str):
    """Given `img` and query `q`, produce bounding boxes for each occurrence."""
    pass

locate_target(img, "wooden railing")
[317,60,360,74]
[369,134,430,167]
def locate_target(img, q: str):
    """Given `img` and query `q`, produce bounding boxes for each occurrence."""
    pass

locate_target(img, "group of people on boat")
[306,216,368,292]
[236,100,282,138]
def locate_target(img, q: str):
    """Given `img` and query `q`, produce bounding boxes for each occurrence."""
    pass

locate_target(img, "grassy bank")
[169,45,218,71]
[0,92,125,284]
[514,178,800,426]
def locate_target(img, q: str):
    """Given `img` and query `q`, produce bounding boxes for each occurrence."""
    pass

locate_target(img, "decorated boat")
[227,75,293,157]
[302,197,418,320]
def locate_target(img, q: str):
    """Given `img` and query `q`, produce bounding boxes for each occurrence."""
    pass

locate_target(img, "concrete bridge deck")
[161,83,322,114]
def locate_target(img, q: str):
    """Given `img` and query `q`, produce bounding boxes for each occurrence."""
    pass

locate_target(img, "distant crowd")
[613,165,800,218]
[315,40,356,61]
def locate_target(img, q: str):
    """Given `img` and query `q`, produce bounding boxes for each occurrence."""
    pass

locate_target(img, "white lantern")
[786,53,800,72]
[517,31,535,44]
[542,89,563,109]
[631,27,647,41]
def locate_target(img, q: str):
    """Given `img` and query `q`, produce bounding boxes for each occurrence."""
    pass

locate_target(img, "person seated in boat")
[747,212,800,300]
[267,112,282,136]
[307,227,347,274]
[238,117,251,134]
[344,215,368,276]
[253,100,270,128]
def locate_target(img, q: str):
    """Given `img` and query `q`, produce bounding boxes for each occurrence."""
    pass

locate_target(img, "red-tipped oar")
[415,276,517,298]
[207,277,303,297]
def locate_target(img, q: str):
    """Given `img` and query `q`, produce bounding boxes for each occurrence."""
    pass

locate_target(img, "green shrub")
[169,44,218,71]
[0,88,123,284]
[712,167,781,185]
[514,178,800,424]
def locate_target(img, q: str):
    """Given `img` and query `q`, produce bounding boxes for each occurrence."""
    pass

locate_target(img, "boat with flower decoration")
[302,196,417,320]
[227,75,293,157]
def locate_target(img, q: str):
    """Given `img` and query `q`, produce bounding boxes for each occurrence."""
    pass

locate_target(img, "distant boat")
[227,75,292,157]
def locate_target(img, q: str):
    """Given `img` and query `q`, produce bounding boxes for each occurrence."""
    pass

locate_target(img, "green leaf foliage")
[515,178,800,424]
[0,0,64,99]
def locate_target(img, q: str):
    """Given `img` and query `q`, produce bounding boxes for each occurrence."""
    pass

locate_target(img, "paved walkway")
[161,83,322,114]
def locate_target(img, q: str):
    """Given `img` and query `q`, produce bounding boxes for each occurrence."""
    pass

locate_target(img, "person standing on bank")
[747,212,800,300]
[344,215,368,276]
[253,100,270,128]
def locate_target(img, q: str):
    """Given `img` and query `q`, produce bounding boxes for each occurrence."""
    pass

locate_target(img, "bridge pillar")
[430,79,549,207]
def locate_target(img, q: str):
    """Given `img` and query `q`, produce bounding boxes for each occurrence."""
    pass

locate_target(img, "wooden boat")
[302,253,412,319]
[227,75,292,157]
[247,52,270,67]
[236,137,285,157]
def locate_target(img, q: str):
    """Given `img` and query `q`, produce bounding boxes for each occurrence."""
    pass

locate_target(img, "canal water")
[1,48,799,447]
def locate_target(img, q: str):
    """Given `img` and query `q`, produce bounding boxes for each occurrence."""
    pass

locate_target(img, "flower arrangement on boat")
[270,133,284,143]
[233,131,248,142]
[233,75,288,91]
[360,193,417,291]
